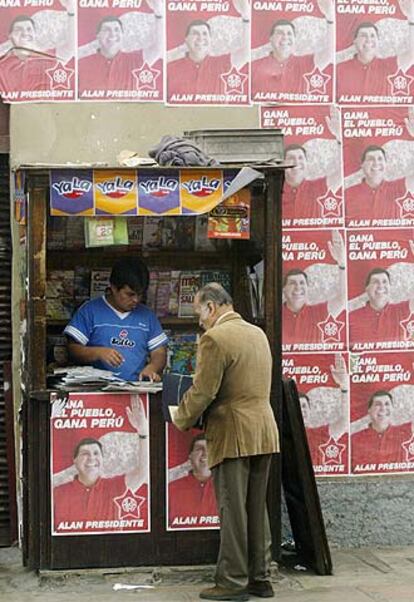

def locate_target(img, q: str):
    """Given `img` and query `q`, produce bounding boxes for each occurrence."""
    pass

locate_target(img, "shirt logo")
[52,177,92,199]
[182,177,221,198]
[139,176,178,198]
[111,330,135,348]
[96,177,135,199]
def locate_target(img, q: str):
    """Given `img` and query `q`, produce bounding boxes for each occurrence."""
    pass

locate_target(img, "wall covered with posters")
[5,0,414,544]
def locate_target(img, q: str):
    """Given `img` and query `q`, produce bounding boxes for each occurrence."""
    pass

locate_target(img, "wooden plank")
[281,379,332,576]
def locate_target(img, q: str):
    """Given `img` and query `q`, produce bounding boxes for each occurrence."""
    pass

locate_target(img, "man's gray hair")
[197,283,233,306]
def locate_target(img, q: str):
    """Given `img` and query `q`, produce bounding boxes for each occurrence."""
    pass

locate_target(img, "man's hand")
[399,0,414,21]
[146,0,163,17]
[58,0,75,12]
[233,0,250,20]
[317,0,334,22]
[96,347,124,368]
[328,230,346,268]
[139,364,162,382]
[330,354,348,390]
[126,395,148,436]
[325,105,341,141]
[405,107,414,138]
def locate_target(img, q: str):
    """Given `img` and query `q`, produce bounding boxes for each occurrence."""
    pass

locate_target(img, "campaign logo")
[114,489,146,520]
[304,67,331,95]
[396,192,414,219]
[220,66,248,96]
[96,177,135,198]
[400,313,414,341]
[111,330,135,348]
[52,177,92,199]
[317,314,345,343]
[317,190,342,218]
[46,61,74,91]
[139,177,178,198]
[402,434,414,462]
[387,69,414,97]
[182,177,221,197]
[319,437,346,465]
[132,62,160,91]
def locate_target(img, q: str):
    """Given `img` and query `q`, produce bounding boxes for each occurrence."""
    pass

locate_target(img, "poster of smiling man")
[336,0,414,104]
[51,392,150,536]
[166,0,250,106]
[0,1,75,102]
[251,0,334,104]
[77,0,164,102]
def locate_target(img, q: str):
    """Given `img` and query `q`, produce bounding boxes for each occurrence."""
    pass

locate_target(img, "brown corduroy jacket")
[172,311,280,468]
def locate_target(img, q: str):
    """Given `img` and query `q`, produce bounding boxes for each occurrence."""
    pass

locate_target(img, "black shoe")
[200,586,250,601]
[248,581,274,598]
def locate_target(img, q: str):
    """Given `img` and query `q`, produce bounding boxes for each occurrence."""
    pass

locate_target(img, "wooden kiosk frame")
[21,165,284,570]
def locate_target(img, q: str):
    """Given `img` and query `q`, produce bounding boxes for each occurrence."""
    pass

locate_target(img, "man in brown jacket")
[172,283,280,601]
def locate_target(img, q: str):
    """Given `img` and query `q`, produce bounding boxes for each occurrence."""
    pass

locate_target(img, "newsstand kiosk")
[20,163,285,570]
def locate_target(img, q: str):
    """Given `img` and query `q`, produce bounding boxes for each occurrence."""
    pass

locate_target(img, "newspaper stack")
[48,366,162,394]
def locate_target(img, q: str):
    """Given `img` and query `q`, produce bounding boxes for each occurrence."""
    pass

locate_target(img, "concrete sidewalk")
[1,545,413,602]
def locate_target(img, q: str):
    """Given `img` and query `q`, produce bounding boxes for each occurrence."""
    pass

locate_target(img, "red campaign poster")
[282,353,350,475]
[166,0,250,106]
[350,351,414,475]
[260,104,343,229]
[78,0,164,102]
[347,228,414,352]
[166,424,219,531]
[0,3,75,103]
[251,0,334,104]
[282,229,347,352]
[343,107,414,229]
[336,0,414,105]
[51,392,150,536]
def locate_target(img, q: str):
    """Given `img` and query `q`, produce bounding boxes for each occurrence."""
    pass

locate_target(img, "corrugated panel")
[0,154,11,545]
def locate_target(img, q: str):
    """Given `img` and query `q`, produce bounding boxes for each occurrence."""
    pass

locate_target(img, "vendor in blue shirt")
[64,257,168,382]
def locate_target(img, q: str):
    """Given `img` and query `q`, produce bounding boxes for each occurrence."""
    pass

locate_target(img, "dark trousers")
[212,454,273,590]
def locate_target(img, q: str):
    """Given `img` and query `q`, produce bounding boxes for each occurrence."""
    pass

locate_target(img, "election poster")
[78,0,164,102]
[282,353,350,475]
[166,0,250,106]
[343,107,414,229]
[251,0,334,104]
[51,392,150,536]
[336,0,414,105]
[166,424,219,531]
[0,2,76,102]
[347,228,414,352]
[282,229,347,353]
[350,351,414,475]
[261,104,343,229]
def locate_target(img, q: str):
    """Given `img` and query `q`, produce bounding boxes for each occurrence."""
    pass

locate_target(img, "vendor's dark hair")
[110,257,149,294]
[197,282,233,306]
[73,438,103,459]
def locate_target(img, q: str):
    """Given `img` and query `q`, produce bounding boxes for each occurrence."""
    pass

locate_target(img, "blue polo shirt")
[64,296,168,381]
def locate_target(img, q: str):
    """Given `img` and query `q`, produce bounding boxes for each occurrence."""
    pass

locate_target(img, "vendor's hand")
[139,364,161,382]
[126,395,148,435]
[96,347,124,368]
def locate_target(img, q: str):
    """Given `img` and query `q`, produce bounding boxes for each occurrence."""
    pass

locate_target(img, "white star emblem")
[303,67,331,95]
[220,66,248,95]
[400,313,414,341]
[402,434,414,462]
[45,61,74,90]
[132,62,160,91]
[387,69,414,97]
[113,488,146,520]
[316,190,343,218]
[319,436,346,465]
[396,192,414,219]
[317,314,345,343]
